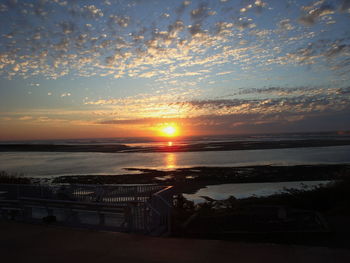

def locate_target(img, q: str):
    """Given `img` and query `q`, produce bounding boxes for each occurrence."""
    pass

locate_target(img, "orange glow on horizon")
[159,123,179,138]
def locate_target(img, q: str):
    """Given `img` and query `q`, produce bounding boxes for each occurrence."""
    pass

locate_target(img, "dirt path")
[1,221,349,263]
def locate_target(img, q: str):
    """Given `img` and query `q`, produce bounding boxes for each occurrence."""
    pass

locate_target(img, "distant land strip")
[1,139,350,153]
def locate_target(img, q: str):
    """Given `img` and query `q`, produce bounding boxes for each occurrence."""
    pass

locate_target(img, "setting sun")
[160,124,179,137]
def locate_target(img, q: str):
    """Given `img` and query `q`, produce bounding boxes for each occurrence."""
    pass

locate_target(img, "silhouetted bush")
[239,175,350,215]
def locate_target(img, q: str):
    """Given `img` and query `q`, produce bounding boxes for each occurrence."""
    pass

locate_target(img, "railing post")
[125,204,133,232]
[16,185,20,199]
[23,206,32,220]
[99,212,105,226]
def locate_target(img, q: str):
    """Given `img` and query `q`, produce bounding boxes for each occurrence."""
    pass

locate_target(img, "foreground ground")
[1,221,350,263]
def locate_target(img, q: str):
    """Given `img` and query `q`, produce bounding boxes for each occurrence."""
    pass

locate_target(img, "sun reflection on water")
[165,152,176,169]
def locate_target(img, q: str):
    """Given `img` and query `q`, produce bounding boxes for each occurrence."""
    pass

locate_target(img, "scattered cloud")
[80,85,350,131]
[298,1,335,26]
[339,0,350,13]
[60,92,71,97]
[0,0,348,81]
[18,116,33,121]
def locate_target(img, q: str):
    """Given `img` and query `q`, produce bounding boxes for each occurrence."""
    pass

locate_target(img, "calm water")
[184,181,332,203]
[0,145,350,177]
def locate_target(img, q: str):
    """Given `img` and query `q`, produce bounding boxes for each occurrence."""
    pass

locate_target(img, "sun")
[159,123,179,137]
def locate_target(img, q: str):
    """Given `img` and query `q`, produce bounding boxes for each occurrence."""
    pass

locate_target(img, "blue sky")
[0,0,350,140]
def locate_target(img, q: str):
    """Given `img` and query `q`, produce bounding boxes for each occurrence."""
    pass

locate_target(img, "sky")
[0,0,350,140]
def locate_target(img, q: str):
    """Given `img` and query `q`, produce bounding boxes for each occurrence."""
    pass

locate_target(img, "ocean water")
[0,145,350,177]
[1,133,348,201]
[2,131,350,146]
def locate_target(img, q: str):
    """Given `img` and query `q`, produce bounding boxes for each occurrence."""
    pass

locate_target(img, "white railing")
[0,184,164,202]
[0,183,173,235]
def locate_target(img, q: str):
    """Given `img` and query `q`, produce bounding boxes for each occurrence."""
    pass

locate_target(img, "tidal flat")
[52,164,350,195]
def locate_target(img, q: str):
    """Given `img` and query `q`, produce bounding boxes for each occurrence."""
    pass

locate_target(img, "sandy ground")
[1,221,350,263]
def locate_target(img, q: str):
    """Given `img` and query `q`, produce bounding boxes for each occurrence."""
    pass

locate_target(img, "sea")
[1,132,350,200]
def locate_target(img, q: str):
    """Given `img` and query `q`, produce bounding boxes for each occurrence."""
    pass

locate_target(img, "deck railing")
[0,184,164,202]
[0,183,173,235]
[146,186,174,235]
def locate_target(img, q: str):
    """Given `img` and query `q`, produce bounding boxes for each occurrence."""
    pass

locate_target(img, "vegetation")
[174,175,350,221]
[172,172,350,247]
[238,178,350,215]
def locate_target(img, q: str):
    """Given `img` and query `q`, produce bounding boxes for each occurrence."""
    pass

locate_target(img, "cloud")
[0,3,8,12]
[83,5,104,18]
[108,15,130,28]
[339,0,350,13]
[216,71,232,76]
[233,86,346,97]
[269,38,350,74]
[176,86,350,117]
[0,0,266,80]
[82,83,350,129]
[60,21,75,35]
[190,3,210,22]
[176,1,191,16]
[277,19,294,31]
[298,2,335,26]
[18,116,33,121]
[99,117,179,125]
[60,92,71,97]
[97,108,350,135]
[239,0,267,14]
